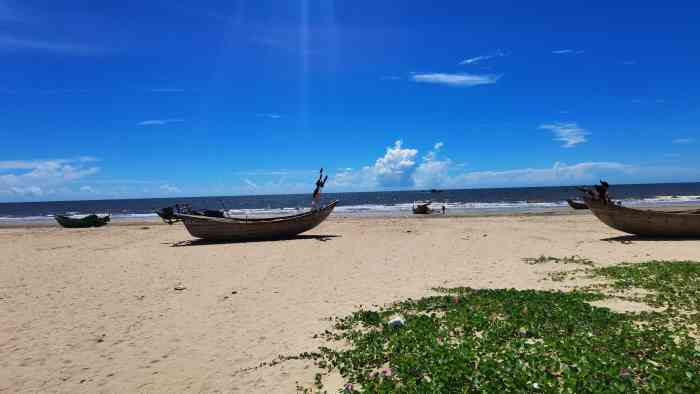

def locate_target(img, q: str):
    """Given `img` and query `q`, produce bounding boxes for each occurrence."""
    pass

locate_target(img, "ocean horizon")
[2,182,699,223]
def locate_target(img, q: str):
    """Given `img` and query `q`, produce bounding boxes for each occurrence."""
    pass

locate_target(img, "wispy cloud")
[411,73,501,87]
[459,50,506,65]
[552,49,585,55]
[159,184,180,193]
[380,76,402,81]
[137,119,184,126]
[149,88,185,93]
[631,98,665,104]
[0,35,108,55]
[448,161,631,188]
[622,60,637,65]
[673,138,694,144]
[539,122,589,148]
[256,113,282,119]
[0,157,100,199]
[80,185,97,193]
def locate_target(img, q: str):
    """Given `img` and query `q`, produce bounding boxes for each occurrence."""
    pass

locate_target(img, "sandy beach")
[2,212,700,393]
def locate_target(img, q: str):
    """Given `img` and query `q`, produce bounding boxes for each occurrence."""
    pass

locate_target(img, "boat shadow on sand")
[603,235,700,243]
[167,234,341,247]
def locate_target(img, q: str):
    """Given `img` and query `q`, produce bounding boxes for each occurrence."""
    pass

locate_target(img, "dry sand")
[1,213,700,393]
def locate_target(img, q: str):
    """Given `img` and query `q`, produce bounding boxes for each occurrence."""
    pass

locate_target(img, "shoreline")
[3,203,700,229]
[0,208,586,228]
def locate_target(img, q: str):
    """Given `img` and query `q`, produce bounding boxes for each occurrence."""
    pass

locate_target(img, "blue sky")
[1,1,699,202]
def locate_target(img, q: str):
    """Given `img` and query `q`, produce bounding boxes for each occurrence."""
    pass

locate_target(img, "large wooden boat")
[177,201,338,241]
[55,214,111,228]
[566,199,588,210]
[584,197,700,237]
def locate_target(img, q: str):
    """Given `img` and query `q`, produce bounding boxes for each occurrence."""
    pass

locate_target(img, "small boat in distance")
[581,181,700,237]
[412,201,431,214]
[55,214,110,228]
[176,201,338,241]
[566,199,588,210]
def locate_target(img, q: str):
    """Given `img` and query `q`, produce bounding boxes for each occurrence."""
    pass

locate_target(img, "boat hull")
[585,198,700,237]
[55,215,110,228]
[566,199,588,210]
[412,206,431,214]
[178,201,337,241]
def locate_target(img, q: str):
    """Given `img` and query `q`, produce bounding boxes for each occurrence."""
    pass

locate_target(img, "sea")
[1,182,700,224]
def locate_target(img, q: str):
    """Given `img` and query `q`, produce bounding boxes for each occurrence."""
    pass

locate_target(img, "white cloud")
[256,113,282,119]
[328,140,638,192]
[413,142,451,188]
[235,178,309,195]
[411,73,501,87]
[137,118,184,126]
[8,186,43,197]
[539,122,589,148]
[447,162,631,188]
[372,140,418,187]
[552,49,585,55]
[672,138,694,144]
[80,185,97,193]
[328,141,419,190]
[159,184,180,193]
[0,35,107,55]
[459,50,506,65]
[0,157,100,199]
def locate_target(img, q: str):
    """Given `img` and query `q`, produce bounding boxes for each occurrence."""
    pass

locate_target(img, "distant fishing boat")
[566,199,588,210]
[55,214,110,228]
[176,201,338,241]
[526,198,546,203]
[412,201,431,214]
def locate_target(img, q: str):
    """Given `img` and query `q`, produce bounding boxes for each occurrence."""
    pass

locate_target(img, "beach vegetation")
[295,261,700,392]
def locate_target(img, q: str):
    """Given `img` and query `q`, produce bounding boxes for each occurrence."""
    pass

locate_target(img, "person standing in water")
[442,204,446,215]
[311,168,328,210]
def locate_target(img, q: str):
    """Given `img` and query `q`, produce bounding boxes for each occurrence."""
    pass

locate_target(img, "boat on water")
[55,214,111,228]
[174,201,338,241]
[412,201,431,214]
[566,199,588,210]
[581,181,700,237]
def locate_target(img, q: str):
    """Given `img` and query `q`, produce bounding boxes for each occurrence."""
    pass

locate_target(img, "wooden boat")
[177,200,338,241]
[155,207,180,224]
[412,201,431,214]
[156,205,226,225]
[584,197,700,237]
[566,199,588,210]
[55,214,110,228]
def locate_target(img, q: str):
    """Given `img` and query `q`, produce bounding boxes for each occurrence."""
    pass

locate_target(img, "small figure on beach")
[442,205,446,215]
[311,168,328,210]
